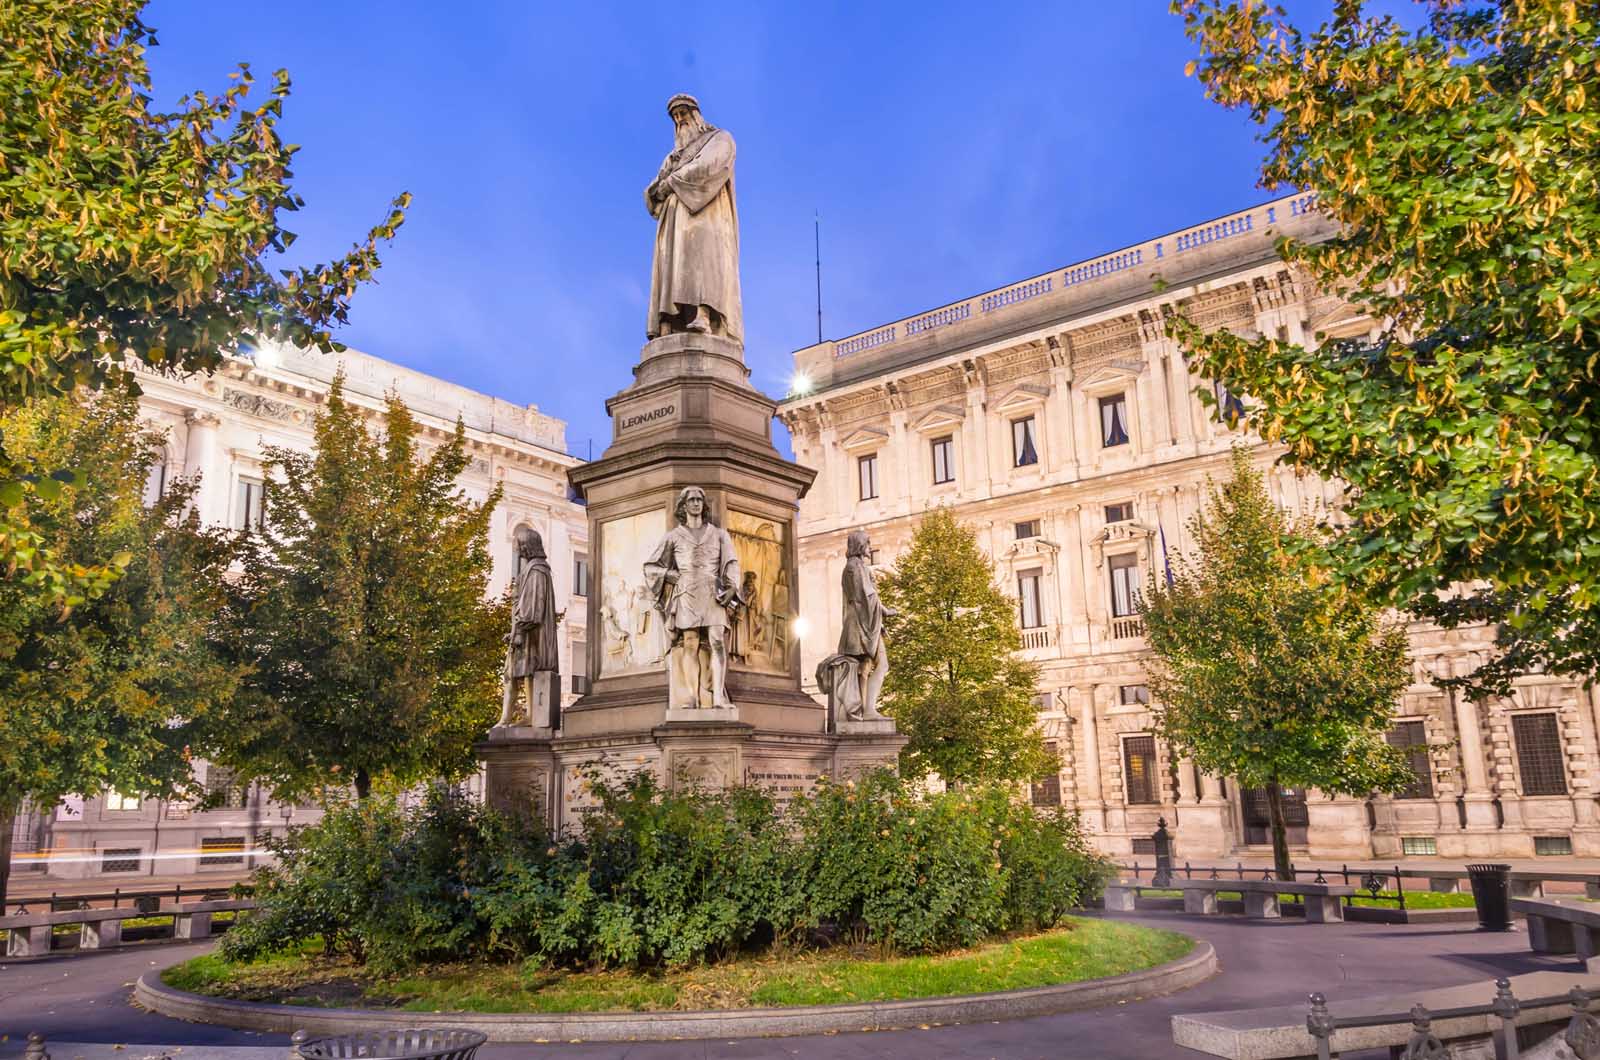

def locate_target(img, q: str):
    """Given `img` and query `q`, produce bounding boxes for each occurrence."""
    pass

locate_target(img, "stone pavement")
[0,912,1575,1059]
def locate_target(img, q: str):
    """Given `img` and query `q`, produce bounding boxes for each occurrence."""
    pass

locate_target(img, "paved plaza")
[0,911,1570,1059]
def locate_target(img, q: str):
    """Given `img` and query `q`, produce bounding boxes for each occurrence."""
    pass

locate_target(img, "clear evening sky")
[142,2,1407,460]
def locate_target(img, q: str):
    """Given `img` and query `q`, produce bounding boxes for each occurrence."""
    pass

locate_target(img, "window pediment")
[1078,363,1143,397]
[1090,519,1157,557]
[992,383,1050,414]
[839,426,889,452]
[913,405,965,434]
[1005,536,1061,560]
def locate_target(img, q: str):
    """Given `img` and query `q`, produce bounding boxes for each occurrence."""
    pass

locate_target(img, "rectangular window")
[570,641,589,694]
[101,848,142,873]
[205,766,247,810]
[235,477,265,531]
[1535,835,1574,856]
[930,435,955,485]
[1402,836,1438,856]
[1017,569,1043,629]
[1385,721,1433,799]
[1099,394,1130,447]
[1104,502,1133,524]
[1123,735,1159,805]
[104,791,141,812]
[1108,553,1140,618]
[858,453,879,500]
[1119,684,1150,706]
[1512,713,1568,795]
[1011,415,1039,467]
[573,554,590,597]
[1032,742,1062,807]
[1014,519,1040,540]
[199,836,247,867]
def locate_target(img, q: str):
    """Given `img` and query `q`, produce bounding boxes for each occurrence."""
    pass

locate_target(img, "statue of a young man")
[642,486,742,709]
[838,529,892,720]
[498,526,562,728]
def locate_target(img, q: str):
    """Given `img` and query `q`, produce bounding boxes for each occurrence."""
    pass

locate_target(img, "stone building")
[778,191,1600,862]
[14,341,589,882]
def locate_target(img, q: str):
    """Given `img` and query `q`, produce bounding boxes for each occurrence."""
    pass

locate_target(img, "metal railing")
[1307,981,1599,1060]
[4,882,252,917]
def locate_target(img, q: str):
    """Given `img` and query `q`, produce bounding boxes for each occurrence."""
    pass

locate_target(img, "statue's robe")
[508,558,560,676]
[838,556,886,659]
[643,522,741,634]
[646,127,743,342]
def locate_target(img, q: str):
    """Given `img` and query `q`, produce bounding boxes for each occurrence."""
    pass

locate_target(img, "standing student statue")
[643,487,743,710]
[498,526,563,728]
[837,529,893,720]
[644,94,742,343]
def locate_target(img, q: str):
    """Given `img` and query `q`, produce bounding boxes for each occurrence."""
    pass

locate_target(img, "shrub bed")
[223,770,1114,975]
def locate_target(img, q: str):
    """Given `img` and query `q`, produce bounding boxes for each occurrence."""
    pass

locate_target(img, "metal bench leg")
[1183,890,1219,915]
[175,912,213,940]
[82,920,122,949]
[1577,927,1600,964]
[1428,877,1461,894]
[1244,892,1280,919]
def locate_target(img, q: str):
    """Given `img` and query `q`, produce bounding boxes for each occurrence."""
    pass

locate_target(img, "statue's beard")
[674,113,708,149]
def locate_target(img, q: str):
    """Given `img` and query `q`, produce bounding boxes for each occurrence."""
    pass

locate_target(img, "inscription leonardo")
[618,403,677,432]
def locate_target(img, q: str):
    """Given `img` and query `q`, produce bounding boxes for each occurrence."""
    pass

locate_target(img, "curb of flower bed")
[133,937,1216,1042]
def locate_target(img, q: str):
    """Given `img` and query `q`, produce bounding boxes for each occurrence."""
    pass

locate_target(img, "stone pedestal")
[479,332,904,831]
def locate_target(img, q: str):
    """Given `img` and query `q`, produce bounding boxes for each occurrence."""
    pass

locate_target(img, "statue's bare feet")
[686,306,710,333]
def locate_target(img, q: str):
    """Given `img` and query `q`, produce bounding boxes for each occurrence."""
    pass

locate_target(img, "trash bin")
[1467,863,1513,932]
[292,1029,487,1060]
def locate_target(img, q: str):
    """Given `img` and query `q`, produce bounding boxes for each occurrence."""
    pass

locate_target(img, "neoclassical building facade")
[15,342,590,881]
[778,192,1600,862]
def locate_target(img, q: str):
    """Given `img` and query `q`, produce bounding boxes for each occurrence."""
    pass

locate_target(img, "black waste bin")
[1467,863,1513,931]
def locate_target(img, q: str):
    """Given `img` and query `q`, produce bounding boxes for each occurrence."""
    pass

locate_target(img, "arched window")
[142,451,169,508]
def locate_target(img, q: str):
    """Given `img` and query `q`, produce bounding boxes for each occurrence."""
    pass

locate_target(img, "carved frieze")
[222,386,302,423]
[982,343,1050,386]
[900,364,965,406]
[1067,316,1141,368]
[1181,284,1255,332]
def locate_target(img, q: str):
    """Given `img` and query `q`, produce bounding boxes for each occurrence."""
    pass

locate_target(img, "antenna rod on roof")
[814,211,823,344]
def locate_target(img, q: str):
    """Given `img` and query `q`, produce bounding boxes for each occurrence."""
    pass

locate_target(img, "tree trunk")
[1265,778,1295,881]
[0,799,17,916]
[354,768,371,801]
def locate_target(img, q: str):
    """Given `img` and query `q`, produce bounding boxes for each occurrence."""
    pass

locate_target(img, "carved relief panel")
[597,508,670,677]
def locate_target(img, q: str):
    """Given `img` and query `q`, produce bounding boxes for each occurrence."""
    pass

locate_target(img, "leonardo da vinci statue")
[644,95,743,344]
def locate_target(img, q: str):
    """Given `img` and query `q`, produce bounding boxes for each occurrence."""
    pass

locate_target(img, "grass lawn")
[163,917,1194,1014]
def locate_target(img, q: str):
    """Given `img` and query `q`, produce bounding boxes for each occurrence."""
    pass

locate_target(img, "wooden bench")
[1,898,253,957]
[1512,897,1600,962]
[1104,878,1357,923]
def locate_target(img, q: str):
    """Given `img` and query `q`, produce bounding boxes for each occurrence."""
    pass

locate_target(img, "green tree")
[1142,449,1414,879]
[207,376,506,801]
[1170,1,1600,693]
[0,1,408,607]
[877,508,1053,785]
[0,392,239,910]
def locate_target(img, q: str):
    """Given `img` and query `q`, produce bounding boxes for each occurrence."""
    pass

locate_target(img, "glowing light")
[252,344,281,370]
[791,615,811,640]
[790,372,813,396]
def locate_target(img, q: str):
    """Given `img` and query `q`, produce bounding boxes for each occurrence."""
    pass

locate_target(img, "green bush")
[228,768,1114,975]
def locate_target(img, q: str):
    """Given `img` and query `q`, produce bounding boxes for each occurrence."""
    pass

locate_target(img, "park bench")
[1514,897,1600,964]
[1172,969,1600,1059]
[1104,878,1357,923]
[1,898,253,957]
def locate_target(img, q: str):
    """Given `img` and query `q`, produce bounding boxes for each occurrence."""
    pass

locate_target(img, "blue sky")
[142,2,1393,459]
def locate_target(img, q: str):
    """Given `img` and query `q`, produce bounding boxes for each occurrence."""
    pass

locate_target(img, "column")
[1199,771,1226,803]
[964,384,992,498]
[1176,757,1197,803]
[888,409,912,505]
[815,425,842,521]
[1140,341,1175,448]
[1047,361,1078,478]
[1452,680,1500,837]
[1075,685,1105,833]
[1057,505,1090,647]
[183,410,222,527]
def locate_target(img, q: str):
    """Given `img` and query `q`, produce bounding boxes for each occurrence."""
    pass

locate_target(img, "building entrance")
[1241,786,1309,847]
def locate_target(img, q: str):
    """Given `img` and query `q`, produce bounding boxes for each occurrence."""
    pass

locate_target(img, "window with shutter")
[1385,721,1433,799]
[1123,735,1158,804]
[1512,713,1568,796]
